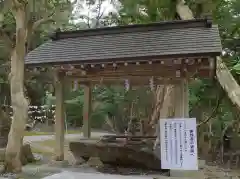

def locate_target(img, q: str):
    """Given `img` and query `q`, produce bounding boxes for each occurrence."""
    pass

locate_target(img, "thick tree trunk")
[153,0,194,152]
[4,6,29,173]
[216,57,240,110]
[176,0,240,116]
[150,86,166,125]
[148,85,173,135]
[153,85,174,150]
[176,0,194,20]
[175,0,240,163]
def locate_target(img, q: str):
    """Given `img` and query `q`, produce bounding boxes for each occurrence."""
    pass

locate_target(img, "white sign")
[160,118,198,170]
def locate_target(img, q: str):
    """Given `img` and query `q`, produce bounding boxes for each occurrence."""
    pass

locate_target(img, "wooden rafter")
[26,57,215,86]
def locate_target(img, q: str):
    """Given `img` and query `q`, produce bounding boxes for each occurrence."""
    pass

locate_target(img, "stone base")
[170,160,205,178]
[170,170,204,178]
[198,159,206,169]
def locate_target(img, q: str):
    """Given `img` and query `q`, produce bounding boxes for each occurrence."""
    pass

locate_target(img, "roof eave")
[25,51,221,67]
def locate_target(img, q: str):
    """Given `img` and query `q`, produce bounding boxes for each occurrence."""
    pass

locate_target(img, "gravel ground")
[42,171,170,179]
[37,165,240,179]
[203,165,240,179]
[96,165,169,176]
[1,161,240,179]
[3,132,238,179]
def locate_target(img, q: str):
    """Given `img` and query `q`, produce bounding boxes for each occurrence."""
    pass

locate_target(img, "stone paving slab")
[42,171,176,179]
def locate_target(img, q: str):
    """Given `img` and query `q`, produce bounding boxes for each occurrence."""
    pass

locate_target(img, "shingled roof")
[25,18,222,65]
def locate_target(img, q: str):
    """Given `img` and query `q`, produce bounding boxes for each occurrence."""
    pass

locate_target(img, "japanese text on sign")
[160,118,198,170]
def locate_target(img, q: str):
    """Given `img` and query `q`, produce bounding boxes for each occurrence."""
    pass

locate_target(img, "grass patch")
[36,140,56,148]
[31,147,53,156]
[65,129,81,134]
[25,131,54,136]
[32,140,69,149]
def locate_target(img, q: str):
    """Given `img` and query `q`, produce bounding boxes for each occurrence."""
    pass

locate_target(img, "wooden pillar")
[54,72,65,161]
[174,80,189,117]
[170,80,204,178]
[83,84,92,138]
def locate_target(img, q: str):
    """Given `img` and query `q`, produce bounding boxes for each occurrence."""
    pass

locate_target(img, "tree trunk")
[176,0,194,20]
[143,84,173,136]
[149,86,166,125]
[175,0,240,112]
[153,85,174,150]
[4,5,29,173]
[152,0,195,152]
[176,0,240,122]
[175,0,240,162]
[216,57,240,110]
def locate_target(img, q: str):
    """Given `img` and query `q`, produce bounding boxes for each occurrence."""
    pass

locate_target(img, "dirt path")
[24,131,112,143]
[24,131,112,157]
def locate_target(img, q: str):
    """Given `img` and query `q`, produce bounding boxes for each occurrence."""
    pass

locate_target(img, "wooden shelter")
[25,18,222,160]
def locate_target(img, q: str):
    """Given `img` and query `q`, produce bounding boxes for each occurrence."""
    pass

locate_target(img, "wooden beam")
[68,76,182,85]
[83,83,92,138]
[63,63,213,78]
[54,72,65,161]
[26,57,215,81]
[55,56,210,70]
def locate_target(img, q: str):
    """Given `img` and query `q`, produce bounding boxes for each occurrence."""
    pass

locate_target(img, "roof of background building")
[25,18,222,66]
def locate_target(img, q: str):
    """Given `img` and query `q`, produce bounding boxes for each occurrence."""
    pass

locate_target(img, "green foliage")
[41,0,239,134]
[0,0,239,141]
[61,85,154,132]
[65,89,84,126]
[0,0,76,106]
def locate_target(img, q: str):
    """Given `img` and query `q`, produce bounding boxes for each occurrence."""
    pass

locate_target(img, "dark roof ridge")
[50,17,213,41]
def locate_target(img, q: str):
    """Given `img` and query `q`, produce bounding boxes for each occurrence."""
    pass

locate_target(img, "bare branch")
[197,90,224,126]
[11,0,21,7]
[71,0,77,5]
[32,13,55,31]
[24,13,54,53]
[11,0,27,9]
[94,0,105,28]
[87,3,91,28]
